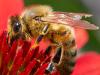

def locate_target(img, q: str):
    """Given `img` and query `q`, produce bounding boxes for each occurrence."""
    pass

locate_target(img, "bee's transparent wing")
[53,12,92,18]
[41,12,99,30]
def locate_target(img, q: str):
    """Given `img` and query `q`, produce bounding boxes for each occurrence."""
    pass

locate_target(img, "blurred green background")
[24,0,100,52]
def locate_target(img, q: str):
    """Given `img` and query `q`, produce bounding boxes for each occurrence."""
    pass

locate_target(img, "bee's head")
[8,16,23,44]
[10,16,22,33]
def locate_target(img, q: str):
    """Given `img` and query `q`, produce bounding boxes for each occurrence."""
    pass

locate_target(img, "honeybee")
[8,5,99,75]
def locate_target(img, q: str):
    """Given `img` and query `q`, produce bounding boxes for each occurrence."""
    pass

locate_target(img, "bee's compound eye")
[13,22,21,33]
[11,16,21,33]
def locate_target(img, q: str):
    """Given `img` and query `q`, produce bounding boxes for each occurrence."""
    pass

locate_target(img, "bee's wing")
[41,12,99,30]
[53,12,92,18]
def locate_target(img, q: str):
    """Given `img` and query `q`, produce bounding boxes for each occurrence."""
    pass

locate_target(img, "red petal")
[23,46,39,67]
[35,63,48,75]
[8,40,18,60]
[74,28,89,49]
[72,52,100,75]
[1,32,9,55]
[0,0,24,34]
[13,46,23,64]
[51,71,60,75]
[22,41,31,57]
[9,57,23,75]
[19,59,39,75]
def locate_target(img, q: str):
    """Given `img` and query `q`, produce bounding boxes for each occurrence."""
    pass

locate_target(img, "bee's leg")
[45,46,62,74]
[45,62,55,74]
[56,39,77,75]
[31,24,49,49]
[45,40,77,75]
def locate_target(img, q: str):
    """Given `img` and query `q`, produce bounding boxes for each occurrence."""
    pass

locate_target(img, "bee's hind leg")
[45,40,77,75]
[45,46,62,74]
[56,39,77,75]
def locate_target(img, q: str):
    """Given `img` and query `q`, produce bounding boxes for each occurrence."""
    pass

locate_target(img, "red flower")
[0,32,52,75]
[0,0,94,75]
[74,28,89,49]
[0,0,24,34]
[72,52,100,75]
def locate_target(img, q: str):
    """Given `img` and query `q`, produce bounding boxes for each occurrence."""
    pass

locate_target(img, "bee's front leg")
[31,24,49,49]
